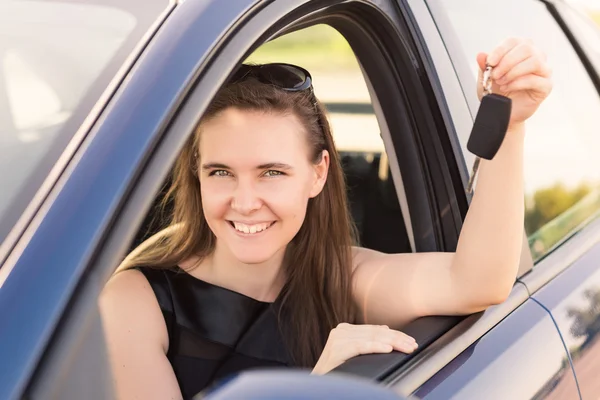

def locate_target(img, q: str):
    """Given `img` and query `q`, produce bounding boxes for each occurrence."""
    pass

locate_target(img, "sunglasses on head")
[230,63,314,93]
[229,63,325,142]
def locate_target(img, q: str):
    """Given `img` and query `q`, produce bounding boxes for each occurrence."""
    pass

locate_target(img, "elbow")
[481,281,514,309]
[465,282,514,314]
[488,286,512,306]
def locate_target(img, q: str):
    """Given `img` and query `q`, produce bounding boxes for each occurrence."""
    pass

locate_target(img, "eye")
[264,170,284,177]
[209,170,231,177]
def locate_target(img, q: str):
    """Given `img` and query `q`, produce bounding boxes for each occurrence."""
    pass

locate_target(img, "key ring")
[482,64,493,96]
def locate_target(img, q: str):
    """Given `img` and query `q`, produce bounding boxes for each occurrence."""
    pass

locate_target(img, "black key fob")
[467,93,512,160]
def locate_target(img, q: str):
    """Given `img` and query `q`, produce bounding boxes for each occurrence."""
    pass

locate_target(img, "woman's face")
[198,107,329,265]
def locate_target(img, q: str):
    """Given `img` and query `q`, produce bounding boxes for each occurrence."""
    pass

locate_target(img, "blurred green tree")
[525,183,592,234]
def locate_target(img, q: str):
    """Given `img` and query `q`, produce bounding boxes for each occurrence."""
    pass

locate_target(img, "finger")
[476,52,488,72]
[497,56,551,86]
[491,42,535,81]
[359,325,416,343]
[340,324,418,348]
[388,331,419,353]
[364,327,417,353]
[487,37,522,67]
[499,74,553,96]
[355,341,394,356]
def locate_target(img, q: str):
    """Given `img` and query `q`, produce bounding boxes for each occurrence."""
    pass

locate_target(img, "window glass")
[0,0,167,250]
[245,25,411,253]
[438,0,600,262]
[558,2,600,72]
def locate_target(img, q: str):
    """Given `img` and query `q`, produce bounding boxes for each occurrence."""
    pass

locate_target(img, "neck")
[185,242,287,303]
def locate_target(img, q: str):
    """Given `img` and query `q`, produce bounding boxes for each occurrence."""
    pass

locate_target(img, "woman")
[99,37,553,399]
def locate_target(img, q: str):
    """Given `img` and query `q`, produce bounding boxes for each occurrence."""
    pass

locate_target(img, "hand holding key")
[477,38,553,127]
[467,38,553,192]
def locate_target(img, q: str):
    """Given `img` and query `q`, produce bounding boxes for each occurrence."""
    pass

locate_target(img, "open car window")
[132,24,414,255]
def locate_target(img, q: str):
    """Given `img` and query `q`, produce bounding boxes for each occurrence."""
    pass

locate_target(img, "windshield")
[0,0,169,249]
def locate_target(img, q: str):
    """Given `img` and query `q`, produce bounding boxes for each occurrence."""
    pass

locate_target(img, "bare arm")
[99,269,182,400]
[352,38,552,327]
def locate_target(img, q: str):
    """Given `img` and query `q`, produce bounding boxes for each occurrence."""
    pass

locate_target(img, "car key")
[466,64,512,193]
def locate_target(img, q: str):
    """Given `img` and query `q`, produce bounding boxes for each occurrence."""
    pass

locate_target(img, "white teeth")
[233,222,272,234]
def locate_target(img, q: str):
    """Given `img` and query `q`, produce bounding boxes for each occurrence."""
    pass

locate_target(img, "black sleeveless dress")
[136,266,294,399]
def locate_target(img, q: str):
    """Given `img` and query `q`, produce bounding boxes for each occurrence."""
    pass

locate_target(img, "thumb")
[476,52,488,71]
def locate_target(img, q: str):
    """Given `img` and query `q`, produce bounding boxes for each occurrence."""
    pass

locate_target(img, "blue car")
[1,0,599,399]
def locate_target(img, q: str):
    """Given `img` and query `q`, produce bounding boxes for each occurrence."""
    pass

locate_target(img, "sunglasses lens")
[259,64,308,90]
[229,63,312,91]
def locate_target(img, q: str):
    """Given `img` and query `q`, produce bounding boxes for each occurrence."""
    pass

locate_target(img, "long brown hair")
[118,72,357,367]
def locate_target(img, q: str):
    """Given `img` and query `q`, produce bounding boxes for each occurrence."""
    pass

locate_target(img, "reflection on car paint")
[412,300,578,400]
[533,242,600,399]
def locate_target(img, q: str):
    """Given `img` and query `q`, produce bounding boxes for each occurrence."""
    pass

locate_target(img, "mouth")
[228,220,276,235]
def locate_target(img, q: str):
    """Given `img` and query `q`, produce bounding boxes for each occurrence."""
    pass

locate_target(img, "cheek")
[200,181,230,218]
[263,178,312,219]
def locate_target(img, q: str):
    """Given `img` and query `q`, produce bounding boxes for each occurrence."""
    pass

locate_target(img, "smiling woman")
[102,64,356,399]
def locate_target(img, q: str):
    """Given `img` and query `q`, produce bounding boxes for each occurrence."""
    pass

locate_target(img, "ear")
[309,150,330,198]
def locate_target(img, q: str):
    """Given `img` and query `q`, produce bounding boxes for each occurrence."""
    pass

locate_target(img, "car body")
[0,0,599,399]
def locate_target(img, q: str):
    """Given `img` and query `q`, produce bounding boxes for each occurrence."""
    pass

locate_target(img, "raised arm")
[352,38,553,327]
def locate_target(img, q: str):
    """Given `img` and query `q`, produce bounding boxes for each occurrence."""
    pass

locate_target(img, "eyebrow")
[201,162,294,171]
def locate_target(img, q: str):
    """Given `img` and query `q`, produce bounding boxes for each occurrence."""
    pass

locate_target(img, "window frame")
[348,0,534,389]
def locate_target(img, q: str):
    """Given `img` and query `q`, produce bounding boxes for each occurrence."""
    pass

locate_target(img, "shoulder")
[99,269,184,398]
[99,268,169,353]
[351,246,389,272]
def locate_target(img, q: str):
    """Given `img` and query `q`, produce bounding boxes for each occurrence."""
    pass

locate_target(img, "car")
[1,0,599,399]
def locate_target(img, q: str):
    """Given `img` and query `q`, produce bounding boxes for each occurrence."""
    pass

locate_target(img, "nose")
[230,180,262,215]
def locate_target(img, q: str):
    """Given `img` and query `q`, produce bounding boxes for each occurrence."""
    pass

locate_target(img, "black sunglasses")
[230,63,314,93]
[229,63,325,143]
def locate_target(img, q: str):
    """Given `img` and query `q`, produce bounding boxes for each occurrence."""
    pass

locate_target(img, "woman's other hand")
[311,323,418,375]
[477,37,553,128]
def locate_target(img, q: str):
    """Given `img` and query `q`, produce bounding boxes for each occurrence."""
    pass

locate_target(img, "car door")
[380,0,589,399]
[521,3,600,399]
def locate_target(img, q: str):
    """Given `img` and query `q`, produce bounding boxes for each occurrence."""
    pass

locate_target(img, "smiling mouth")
[228,221,276,235]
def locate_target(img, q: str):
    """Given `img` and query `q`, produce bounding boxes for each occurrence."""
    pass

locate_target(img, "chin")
[230,247,280,265]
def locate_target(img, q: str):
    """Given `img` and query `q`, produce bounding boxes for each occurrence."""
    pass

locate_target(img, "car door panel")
[531,238,600,400]
[407,299,579,400]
